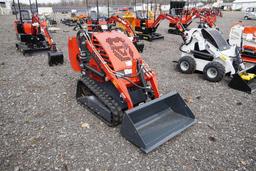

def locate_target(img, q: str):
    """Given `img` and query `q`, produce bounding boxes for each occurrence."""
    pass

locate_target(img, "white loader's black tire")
[244,16,249,20]
[177,56,196,74]
[203,62,225,82]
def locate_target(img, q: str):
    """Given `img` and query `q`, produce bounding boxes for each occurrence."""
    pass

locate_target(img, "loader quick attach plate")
[121,91,196,153]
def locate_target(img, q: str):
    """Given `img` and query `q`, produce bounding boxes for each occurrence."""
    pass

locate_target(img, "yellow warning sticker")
[219,54,229,61]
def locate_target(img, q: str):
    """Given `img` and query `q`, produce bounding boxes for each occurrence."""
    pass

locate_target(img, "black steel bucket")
[48,51,64,66]
[228,65,256,94]
[120,92,196,153]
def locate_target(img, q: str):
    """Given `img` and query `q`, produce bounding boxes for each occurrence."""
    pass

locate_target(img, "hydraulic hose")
[119,76,150,90]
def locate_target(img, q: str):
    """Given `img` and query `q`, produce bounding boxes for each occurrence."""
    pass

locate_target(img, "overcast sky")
[9,0,61,4]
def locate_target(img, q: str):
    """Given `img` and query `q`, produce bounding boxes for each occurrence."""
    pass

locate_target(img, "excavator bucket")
[121,92,196,153]
[134,41,144,53]
[48,50,64,66]
[228,65,256,93]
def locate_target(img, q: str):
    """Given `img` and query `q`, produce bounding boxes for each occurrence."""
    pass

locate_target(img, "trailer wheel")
[177,56,196,74]
[203,62,225,82]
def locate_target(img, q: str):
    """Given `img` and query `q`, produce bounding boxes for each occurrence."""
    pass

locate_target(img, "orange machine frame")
[68,31,159,109]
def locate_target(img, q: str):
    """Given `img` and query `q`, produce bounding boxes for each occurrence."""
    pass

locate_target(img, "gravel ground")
[0,11,256,171]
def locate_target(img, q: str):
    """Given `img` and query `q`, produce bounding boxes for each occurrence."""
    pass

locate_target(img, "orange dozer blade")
[121,92,196,153]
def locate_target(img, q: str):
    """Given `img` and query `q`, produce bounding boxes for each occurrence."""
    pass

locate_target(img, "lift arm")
[150,13,187,33]
[151,13,178,28]
[199,15,217,28]
[107,15,135,37]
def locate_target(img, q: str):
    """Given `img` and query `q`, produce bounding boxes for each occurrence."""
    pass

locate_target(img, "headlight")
[115,69,132,78]
[101,25,108,30]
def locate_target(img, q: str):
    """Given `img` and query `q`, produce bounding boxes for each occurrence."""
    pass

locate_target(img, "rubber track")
[78,76,124,127]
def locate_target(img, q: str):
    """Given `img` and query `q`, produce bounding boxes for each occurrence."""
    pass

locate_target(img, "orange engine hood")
[92,31,141,72]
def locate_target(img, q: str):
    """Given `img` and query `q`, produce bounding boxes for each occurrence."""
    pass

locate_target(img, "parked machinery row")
[67,0,256,153]
[12,0,256,153]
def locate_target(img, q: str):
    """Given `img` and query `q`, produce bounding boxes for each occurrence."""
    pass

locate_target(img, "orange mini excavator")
[168,1,220,34]
[13,0,63,66]
[68,16,196,153]
[168,1,196,34]
[124,0,217,41]
[124,0,165,41]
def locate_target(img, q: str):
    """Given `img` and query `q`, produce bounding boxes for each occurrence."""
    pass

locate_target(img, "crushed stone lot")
[0,11,256,171]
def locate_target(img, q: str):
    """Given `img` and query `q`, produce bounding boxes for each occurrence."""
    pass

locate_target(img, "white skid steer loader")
[177,27,256,93]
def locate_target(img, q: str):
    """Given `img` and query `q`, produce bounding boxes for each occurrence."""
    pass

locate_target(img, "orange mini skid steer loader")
[68,22,196,153]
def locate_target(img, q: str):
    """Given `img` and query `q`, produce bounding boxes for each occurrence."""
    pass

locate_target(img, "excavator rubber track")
[138,33,164,42]
[76,75,124,127]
